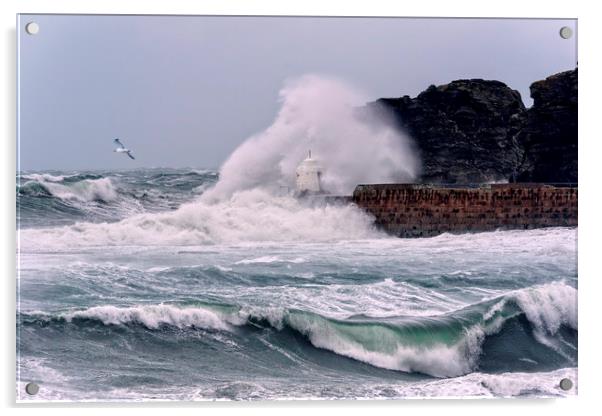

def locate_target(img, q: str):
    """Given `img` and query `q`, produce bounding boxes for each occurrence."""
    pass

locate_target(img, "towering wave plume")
[204,75,419,200]
[19,76,421,247]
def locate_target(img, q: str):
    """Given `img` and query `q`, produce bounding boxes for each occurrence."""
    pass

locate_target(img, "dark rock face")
[516,69,578,183]
[367,69,577,184]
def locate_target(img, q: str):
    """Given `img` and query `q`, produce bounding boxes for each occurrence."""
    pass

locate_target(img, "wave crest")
[20,175,117,203]
[21,282,576,378]
[64,304,240,330]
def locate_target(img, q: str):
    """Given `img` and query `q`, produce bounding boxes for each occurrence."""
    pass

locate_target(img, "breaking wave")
[19,174,117,203]
[203,74,419,200]
[21,282,576,378]
[18,76,423,245]
[19,188,382,247]
[17,169,219,228]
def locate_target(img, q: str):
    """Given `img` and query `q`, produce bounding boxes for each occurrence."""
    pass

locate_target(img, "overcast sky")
[18,15,577,171]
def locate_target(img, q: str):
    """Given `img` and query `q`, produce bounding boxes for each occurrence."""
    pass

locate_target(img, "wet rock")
[516,69,578,183]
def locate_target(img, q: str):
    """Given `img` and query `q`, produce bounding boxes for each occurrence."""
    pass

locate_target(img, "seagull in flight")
[113,138,135,160]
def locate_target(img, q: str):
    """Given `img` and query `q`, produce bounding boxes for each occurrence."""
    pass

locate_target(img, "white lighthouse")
[295,150,322,194]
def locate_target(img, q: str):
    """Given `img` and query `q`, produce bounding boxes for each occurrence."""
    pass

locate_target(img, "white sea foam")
[64,304,238,330]
[504,281,578,362]
[145,266,171,273]
[20,189,382,248]
[20,366,576,401]
[235,256,307,265]
[16,356,77,402]
[52,178,116,202]
[366,367,578,398]
[210,277,466,320]
[21,173,68,182]
[510,281,577,334]
[476,367,577,397]
[235,256,282,265]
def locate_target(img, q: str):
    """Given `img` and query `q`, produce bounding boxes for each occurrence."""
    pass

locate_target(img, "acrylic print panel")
[16,14,578,401]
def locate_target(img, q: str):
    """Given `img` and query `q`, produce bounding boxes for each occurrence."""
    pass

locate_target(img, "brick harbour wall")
[352,184,577,237]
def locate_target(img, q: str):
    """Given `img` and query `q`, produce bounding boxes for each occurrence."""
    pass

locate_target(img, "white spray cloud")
[19,75,421,247]
[204,74,419,200]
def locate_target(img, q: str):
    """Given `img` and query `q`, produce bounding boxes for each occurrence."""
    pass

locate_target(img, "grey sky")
[18,15,577,171]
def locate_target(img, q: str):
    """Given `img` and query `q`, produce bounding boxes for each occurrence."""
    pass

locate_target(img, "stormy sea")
[16,168,577,401]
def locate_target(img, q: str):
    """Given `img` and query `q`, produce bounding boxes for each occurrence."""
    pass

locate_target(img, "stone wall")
[352,184,577,237]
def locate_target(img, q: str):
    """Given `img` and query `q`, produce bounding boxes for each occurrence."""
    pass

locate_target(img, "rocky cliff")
[516,69,578,183]
[366,69,577,184]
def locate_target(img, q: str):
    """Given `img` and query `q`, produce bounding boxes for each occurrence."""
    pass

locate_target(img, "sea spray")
[19,76,421,246]
[203,74,420,200]
[19,188,383,248]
